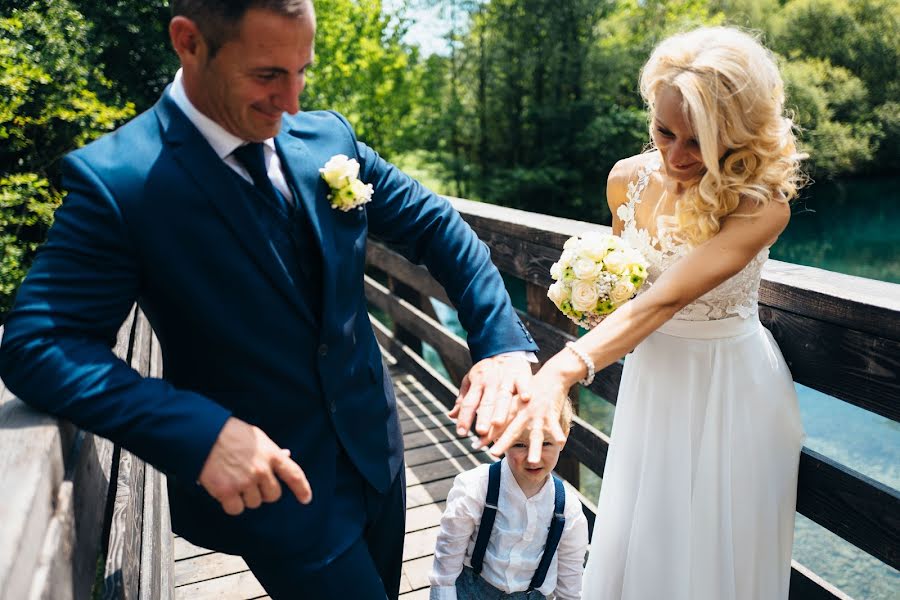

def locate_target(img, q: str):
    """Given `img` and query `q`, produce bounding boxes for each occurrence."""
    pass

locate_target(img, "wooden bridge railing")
[365,197,900,600]
[0,307,174,600]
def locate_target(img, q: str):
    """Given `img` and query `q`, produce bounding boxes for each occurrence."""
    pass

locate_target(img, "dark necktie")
[232,142,289,211]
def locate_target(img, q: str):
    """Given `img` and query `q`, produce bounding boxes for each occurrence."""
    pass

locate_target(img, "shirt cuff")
[429,585,458,600]
[496,350,538,363]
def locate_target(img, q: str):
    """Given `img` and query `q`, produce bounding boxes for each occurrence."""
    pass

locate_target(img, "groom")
[0,1,538,598]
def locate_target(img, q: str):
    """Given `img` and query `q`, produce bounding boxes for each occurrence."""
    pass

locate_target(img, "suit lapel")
[275,129,337,320]
[154,94,314,324]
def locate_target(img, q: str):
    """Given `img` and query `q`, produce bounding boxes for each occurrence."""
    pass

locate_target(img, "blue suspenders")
[469,460,567,592]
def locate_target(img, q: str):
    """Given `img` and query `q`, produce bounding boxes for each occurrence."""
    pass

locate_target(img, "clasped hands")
[449,354,568,463]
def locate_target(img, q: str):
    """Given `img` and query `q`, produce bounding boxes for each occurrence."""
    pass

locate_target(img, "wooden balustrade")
[0,308,174,600]
[365,197,900,600]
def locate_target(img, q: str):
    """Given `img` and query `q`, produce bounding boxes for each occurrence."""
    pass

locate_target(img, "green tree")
[72,0,177,112]
[774,0,899,107]
[0,0,134,318]
[707,0,781,33]
[781,57,879,176]
[305,0,427,158]
[773,0,900,173]
[437,0,607,218]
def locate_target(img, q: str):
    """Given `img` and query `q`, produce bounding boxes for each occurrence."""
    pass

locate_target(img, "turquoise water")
[773,177,900,284]
[423,177,900,599]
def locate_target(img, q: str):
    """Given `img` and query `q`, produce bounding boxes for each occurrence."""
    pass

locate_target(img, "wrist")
[545,345,590,388]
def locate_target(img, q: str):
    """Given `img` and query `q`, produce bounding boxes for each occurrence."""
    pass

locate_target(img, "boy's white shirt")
[428,459,589,600]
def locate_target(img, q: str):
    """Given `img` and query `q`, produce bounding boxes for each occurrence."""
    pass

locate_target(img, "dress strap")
[470,460,502,575]
[528,475,566,591]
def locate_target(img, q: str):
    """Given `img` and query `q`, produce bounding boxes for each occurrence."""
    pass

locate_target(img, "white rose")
[550,261,563,280]
[605,235,626,252]
[572,257,602,280]
[603,250,629,275]
[609,280,636,304]
[624,248,648,268]
[571,280,600,312]
[579,232,610,261]
[559,249,576,266]
[547,281,569,307]
[563,236,580,250]
[319,154,360,189]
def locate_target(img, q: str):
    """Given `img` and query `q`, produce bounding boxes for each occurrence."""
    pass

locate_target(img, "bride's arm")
[491,196,790,461]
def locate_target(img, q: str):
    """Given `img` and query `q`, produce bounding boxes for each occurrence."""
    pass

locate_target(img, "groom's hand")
[198,417,312,516]
[449,353,533,446]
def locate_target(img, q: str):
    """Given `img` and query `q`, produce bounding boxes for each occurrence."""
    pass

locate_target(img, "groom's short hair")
[171,0,312,58]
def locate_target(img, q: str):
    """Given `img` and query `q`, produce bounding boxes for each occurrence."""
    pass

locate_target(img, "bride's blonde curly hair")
[640,26,806,246]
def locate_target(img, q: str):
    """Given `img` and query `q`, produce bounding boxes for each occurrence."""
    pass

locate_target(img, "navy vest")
[231,162,323,322]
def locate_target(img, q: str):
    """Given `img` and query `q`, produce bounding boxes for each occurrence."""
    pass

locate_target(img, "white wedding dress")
[581,158,805,600]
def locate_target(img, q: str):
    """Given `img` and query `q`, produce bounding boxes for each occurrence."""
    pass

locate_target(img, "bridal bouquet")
[547,232,649,328]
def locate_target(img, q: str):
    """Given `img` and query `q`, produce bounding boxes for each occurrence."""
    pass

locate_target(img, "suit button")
[318,344,329,356]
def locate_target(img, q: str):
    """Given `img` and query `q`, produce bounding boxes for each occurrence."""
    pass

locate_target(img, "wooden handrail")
[0,309,173,600]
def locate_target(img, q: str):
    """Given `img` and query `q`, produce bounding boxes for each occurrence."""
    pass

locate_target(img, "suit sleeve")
[0,152,232,482]
[328,113,538,361]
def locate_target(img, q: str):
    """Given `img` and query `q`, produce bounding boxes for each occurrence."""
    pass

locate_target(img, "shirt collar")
[168,68,277,158]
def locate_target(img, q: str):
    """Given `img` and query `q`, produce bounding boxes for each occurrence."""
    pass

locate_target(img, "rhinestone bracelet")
[565,341,595,386]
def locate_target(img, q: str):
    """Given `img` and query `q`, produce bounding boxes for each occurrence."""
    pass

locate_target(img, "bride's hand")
[488,366,570,462]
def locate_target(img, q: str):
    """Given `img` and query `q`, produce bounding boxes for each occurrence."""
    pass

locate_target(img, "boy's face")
[505,430,564,490]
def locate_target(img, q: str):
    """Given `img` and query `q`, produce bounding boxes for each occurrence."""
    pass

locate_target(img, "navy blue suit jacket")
[0,93,537,556]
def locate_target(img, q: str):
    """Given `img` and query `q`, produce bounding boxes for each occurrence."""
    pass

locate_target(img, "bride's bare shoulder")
[606,152,656,210]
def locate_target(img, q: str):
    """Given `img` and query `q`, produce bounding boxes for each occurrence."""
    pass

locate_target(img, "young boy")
[429,399,589,599]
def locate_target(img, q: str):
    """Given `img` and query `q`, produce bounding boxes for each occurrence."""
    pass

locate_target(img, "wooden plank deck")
[173,362,491,599]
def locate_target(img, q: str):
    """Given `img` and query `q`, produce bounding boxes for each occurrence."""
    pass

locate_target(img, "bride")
[489,26,806,599]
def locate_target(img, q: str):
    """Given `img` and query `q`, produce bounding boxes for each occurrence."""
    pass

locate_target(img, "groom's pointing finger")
[274,453,312,505]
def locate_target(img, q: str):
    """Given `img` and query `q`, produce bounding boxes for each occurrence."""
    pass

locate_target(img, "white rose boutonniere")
[319,154,374,212]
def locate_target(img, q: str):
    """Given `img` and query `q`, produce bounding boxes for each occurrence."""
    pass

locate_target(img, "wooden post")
[387,276,423,357]
[416,297,468,387]
[526,282,581,488]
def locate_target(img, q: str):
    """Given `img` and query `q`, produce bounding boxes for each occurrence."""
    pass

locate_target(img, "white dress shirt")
[168,68,293,203]
[429,459,588,599]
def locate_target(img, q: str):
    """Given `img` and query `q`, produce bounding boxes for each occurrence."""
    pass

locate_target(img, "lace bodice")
[617,158,767,321]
